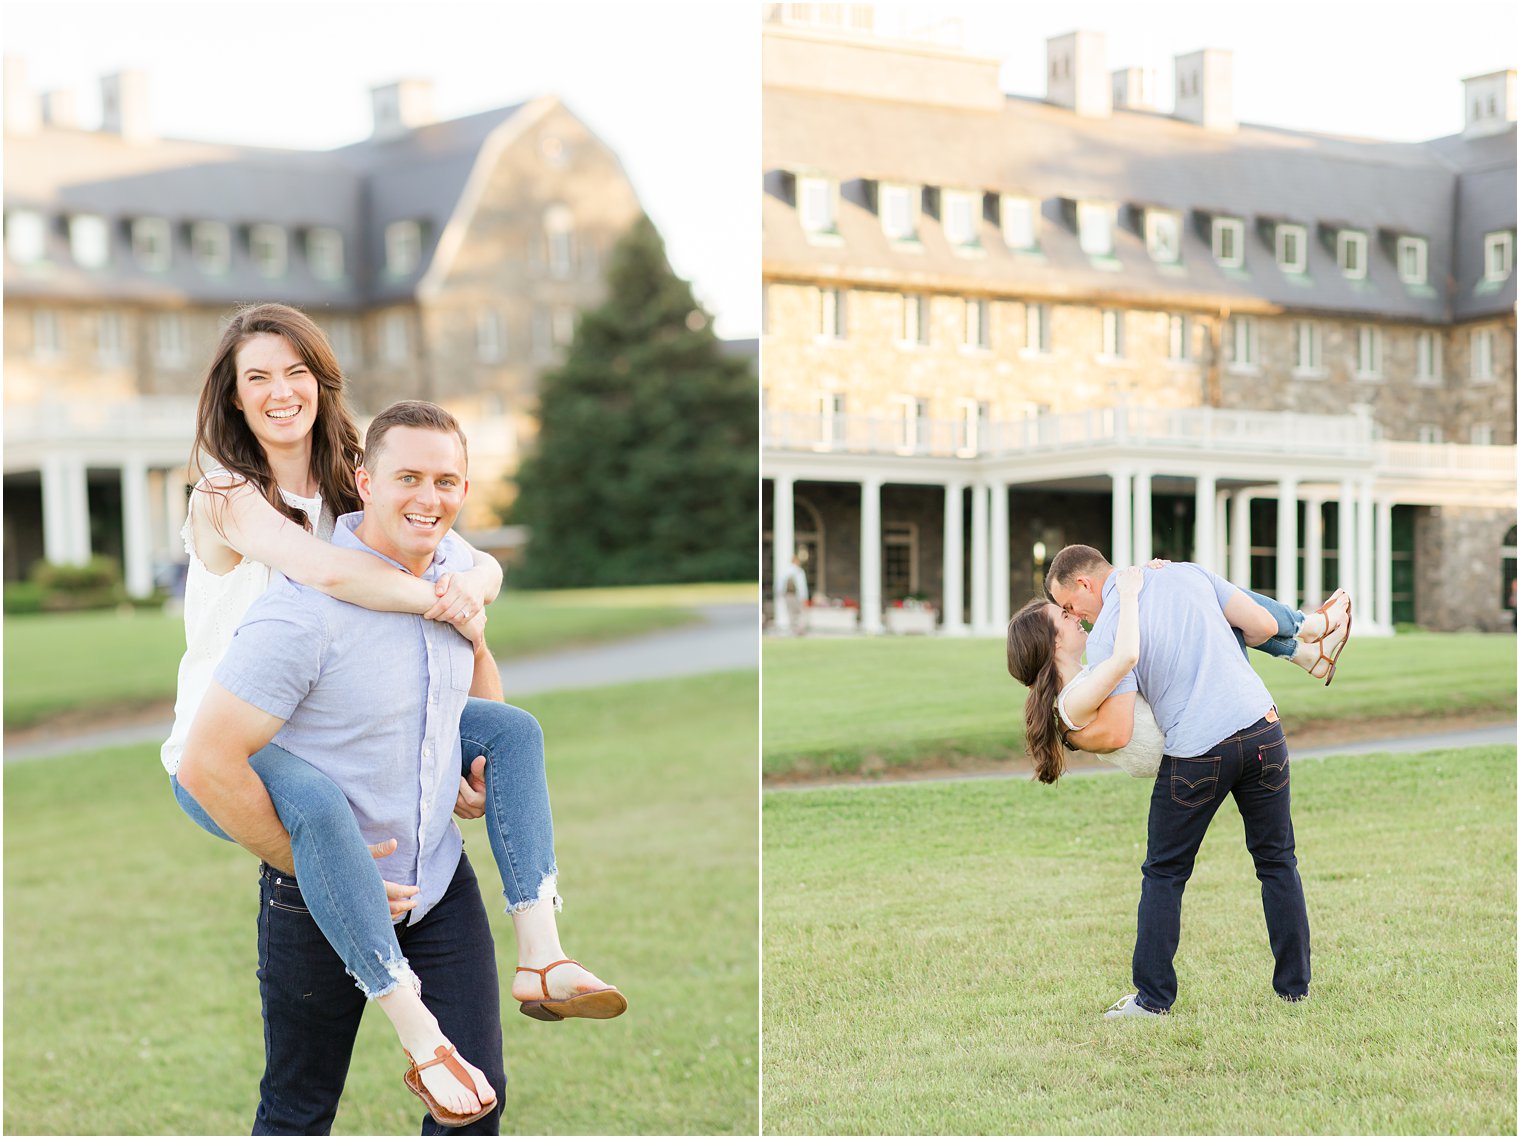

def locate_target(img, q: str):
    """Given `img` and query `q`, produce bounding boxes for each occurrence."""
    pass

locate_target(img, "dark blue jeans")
[252,852,505,1136]
[1132,715,1311,1012]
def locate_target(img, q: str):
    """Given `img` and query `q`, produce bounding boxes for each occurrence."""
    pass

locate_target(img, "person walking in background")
[782,552,809,635]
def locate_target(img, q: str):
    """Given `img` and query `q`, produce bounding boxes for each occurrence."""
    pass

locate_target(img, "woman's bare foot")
[407,1039,496,1119]
[1297,589,1350,643]
[1289,640,1333,680]
[511,958,614,1003]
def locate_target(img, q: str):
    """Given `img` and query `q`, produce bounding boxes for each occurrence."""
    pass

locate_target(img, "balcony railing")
[4,397,200,445]
[1376,440,1517,479]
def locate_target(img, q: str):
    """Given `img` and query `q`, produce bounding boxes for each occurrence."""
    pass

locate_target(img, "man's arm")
[1066,691,1137,754]
[470,636,503,701]
[176,682,295,874]
[1223,589,1280,647]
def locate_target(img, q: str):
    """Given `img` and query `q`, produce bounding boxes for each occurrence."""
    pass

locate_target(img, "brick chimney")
[370,79,436,140]
[41,88,79,129]
[1046,31,1111,118]
[101,70,151,141]
[1173,49,1234,131]
[1462,70,1516,138]
[1111,66,1156,111]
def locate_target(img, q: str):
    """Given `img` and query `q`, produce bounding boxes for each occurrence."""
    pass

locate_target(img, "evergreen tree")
[509,215,757,587]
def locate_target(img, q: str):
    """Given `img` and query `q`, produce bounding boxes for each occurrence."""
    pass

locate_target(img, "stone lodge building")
[761,14,1517,635]
[3,62,644,594]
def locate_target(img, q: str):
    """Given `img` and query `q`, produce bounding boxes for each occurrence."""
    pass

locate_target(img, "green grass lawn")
[763,746,1516,1135]
[3,670,758,1135]
[2,581,752,729]
[762,632,1518,777]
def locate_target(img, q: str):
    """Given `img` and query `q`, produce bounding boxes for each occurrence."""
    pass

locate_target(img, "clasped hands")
[368,756,489,918]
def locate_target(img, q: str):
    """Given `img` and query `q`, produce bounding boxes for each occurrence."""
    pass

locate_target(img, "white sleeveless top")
[1057,667,1166,778]
[159,474,330,776]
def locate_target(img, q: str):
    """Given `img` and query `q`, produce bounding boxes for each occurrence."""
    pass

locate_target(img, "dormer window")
[1145,210,1181,264]
[385,220,422,275]
[1336,230,1367,279]
[942,190,980,249]
[132,218,171,271]
[6,210,47,264]
[69,214,109,268]
[1397,236,1427,285]
[191,221,230,275]
[307,227,344,280]
[249,225,287,279]
[1211,217,1244,268]
[1275,224,1307,274]
[798,177,836,234]
[544,204,575,278]
[1077,201,1113,256]
[879,183,917,242]
[1484,231,1514,282]
[1000,196,1038,251]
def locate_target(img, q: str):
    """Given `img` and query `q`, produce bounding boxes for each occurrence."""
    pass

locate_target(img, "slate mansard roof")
[3,100,529,308]
[762,86,1517,324]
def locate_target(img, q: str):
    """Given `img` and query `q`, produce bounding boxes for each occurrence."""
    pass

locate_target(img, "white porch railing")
[3,397,201,445]
[1376,441,1517,479]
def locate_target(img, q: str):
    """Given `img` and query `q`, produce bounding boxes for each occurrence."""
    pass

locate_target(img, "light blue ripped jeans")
[172,698,558,997]
[1240,589,1307,661]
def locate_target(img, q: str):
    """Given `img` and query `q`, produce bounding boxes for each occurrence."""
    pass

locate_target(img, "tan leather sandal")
[1310,590,1352,686]
[403,1044,496,1127]
[516,958,628,1022]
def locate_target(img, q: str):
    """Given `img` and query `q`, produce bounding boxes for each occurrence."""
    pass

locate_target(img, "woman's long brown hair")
[190,303,362,530]
[1006,598,1067,784]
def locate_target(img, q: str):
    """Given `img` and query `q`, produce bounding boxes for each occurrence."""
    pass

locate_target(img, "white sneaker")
[1103,993,1167,1019]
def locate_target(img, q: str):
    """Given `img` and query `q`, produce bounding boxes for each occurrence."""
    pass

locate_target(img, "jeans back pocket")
[1259,738,1289,792]
[1170,756,1220,808]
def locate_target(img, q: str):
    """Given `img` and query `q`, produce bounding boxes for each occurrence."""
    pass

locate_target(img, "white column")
[1230,490,1253,590]
[860,477,883,635]
[1356,480,1375,626]
[1193,473,1217,570]
[942,481,966,635]
[771,475,795,633]
[1276,476,1298,610]
[166,466,190,551]
[42,454,91,566]
[121,458,153,598]
[989,481,1010,630]
[970,482,990,634]
[1109,469,1132,569]
[1132,469,1153,566]
[1214,489,1230,577]
[1375,499,1394,631]
[1303,497,1325,610]
[1337,479,1357,600]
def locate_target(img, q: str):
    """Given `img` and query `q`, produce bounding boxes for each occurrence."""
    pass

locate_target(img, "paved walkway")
[4,603,759,763]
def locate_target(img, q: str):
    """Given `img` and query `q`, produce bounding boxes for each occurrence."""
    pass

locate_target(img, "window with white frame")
[956,399,988,455]
[1100,309,1125,358]
[1000,195,1038,251]
[97,310,127,365]
[1146,210,1181,263]
[1024,302,1051,354]
[132,218,171,271]
[552,307,575,348]
[6,209,47,263]
[893,396,929,453]
[1417,424,1444,444]
[1337,230,1367,279]
[798,177,835,234]
[1471,422,1494,445]
[531,307,551,357]
[381,312,411,364]
[33,309,62,359]
[964,298,989,350]
[1167,313,1190,361]
[1229,314,1257,367]
[191,221,230,275]
[818,287,846,340]
[325,317,358,367]
[385,220,422,275]
[1356,325,1383,377]
[900,293,929,346]
[818,392,846,448]
[1415,330,1442,383]
[307,227,344,280]
[1212,217,1244,268]
[1293,320,1323,373]
[544,205,574,278]
[249,224,287,278]
[1484,231,1514,281]
[1471,327,1494,381]
[1397,236,1427,284]
[880,183,916,241]
[477,310,504,363]
[1275,224,1307,273]
[883,522,919,596]
[155,312,188,367]
[69,214,109,268]
[942,190,980,248]
[1077,201,1113,256]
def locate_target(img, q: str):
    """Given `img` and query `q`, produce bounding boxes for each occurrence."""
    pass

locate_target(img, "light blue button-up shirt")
[214,511,475,924]
[1084,562,1273,758]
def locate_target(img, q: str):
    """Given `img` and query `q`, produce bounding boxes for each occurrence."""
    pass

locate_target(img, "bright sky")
[3,1,761,338]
